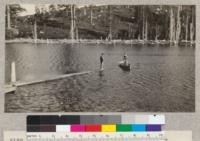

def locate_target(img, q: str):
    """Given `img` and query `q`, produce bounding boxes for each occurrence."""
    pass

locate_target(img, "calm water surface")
[5,43,195,112]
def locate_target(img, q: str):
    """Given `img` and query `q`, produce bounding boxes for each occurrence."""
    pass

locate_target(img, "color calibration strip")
[28,124,162,132]
[56,124,161,132]
[27,115,165,125]
[27,115,164,132]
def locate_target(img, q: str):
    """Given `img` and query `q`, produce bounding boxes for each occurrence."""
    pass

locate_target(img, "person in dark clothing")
[100,53,104,70]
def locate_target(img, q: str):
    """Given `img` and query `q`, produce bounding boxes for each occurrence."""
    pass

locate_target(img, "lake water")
[5,43,195,112]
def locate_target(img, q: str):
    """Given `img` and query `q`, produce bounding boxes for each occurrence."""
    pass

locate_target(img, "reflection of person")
[100,53,104,70]
[123,53,128,65]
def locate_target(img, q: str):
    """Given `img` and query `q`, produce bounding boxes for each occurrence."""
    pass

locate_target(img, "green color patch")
[116,124,132,132]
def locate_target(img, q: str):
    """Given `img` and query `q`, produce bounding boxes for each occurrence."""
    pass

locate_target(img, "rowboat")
[118,61,131,71]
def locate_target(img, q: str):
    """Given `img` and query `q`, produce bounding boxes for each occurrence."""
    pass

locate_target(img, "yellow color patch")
[101,124,116,132]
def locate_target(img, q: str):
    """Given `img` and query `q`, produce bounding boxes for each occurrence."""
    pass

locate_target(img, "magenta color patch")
[70,125,85,132]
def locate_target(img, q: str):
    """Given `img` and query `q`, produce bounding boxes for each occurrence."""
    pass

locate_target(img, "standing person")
[123,53,128,65]
[100,53,104,70]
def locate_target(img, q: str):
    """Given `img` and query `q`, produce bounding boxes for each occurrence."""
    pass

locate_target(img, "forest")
[6,4,195,44]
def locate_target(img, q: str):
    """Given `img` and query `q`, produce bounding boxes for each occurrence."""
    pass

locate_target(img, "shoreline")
[5,38,195,45]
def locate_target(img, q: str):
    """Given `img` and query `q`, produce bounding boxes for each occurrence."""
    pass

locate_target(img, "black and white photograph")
[4,4,195,112]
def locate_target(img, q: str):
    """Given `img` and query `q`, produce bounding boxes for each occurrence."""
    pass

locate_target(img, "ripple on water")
[5,43,195,112]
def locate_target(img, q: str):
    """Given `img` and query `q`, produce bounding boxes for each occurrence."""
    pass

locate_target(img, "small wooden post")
[11,62,16,85]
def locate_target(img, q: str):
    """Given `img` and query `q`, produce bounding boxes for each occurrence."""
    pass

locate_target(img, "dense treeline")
[6,5,195,43]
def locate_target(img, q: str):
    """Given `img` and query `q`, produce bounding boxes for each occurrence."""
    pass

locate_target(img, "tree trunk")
[142,6,145,40]
[138,7,141,40]
[34,18,37,43]
[70,5,74,40]
[190,23,194,44]
[108,6,112,41]
[76,28,79,40]
[73,5,77,40]
[128,23,131,39]
[169,7,175,43]
[7,5,11,29]
[83,7,86,16]
[145,15,148,41]
[190,7,194,44]
[175,6,181,44]
[155,24,158,41]
[90,6,93,25]
[185,12,188,42]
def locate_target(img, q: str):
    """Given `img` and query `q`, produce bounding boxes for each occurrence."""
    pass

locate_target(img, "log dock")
[5,85,16,93]
[5,71,91,93]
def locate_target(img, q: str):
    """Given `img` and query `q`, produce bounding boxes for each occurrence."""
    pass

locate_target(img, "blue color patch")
[132,124,146,131]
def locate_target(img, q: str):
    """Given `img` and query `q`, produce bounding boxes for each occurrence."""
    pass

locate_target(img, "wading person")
[100,53,104,70]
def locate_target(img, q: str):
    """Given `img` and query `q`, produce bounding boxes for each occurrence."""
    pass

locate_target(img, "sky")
[19,4,90,16]
[19,4,51,16]
[20,4,36,16]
